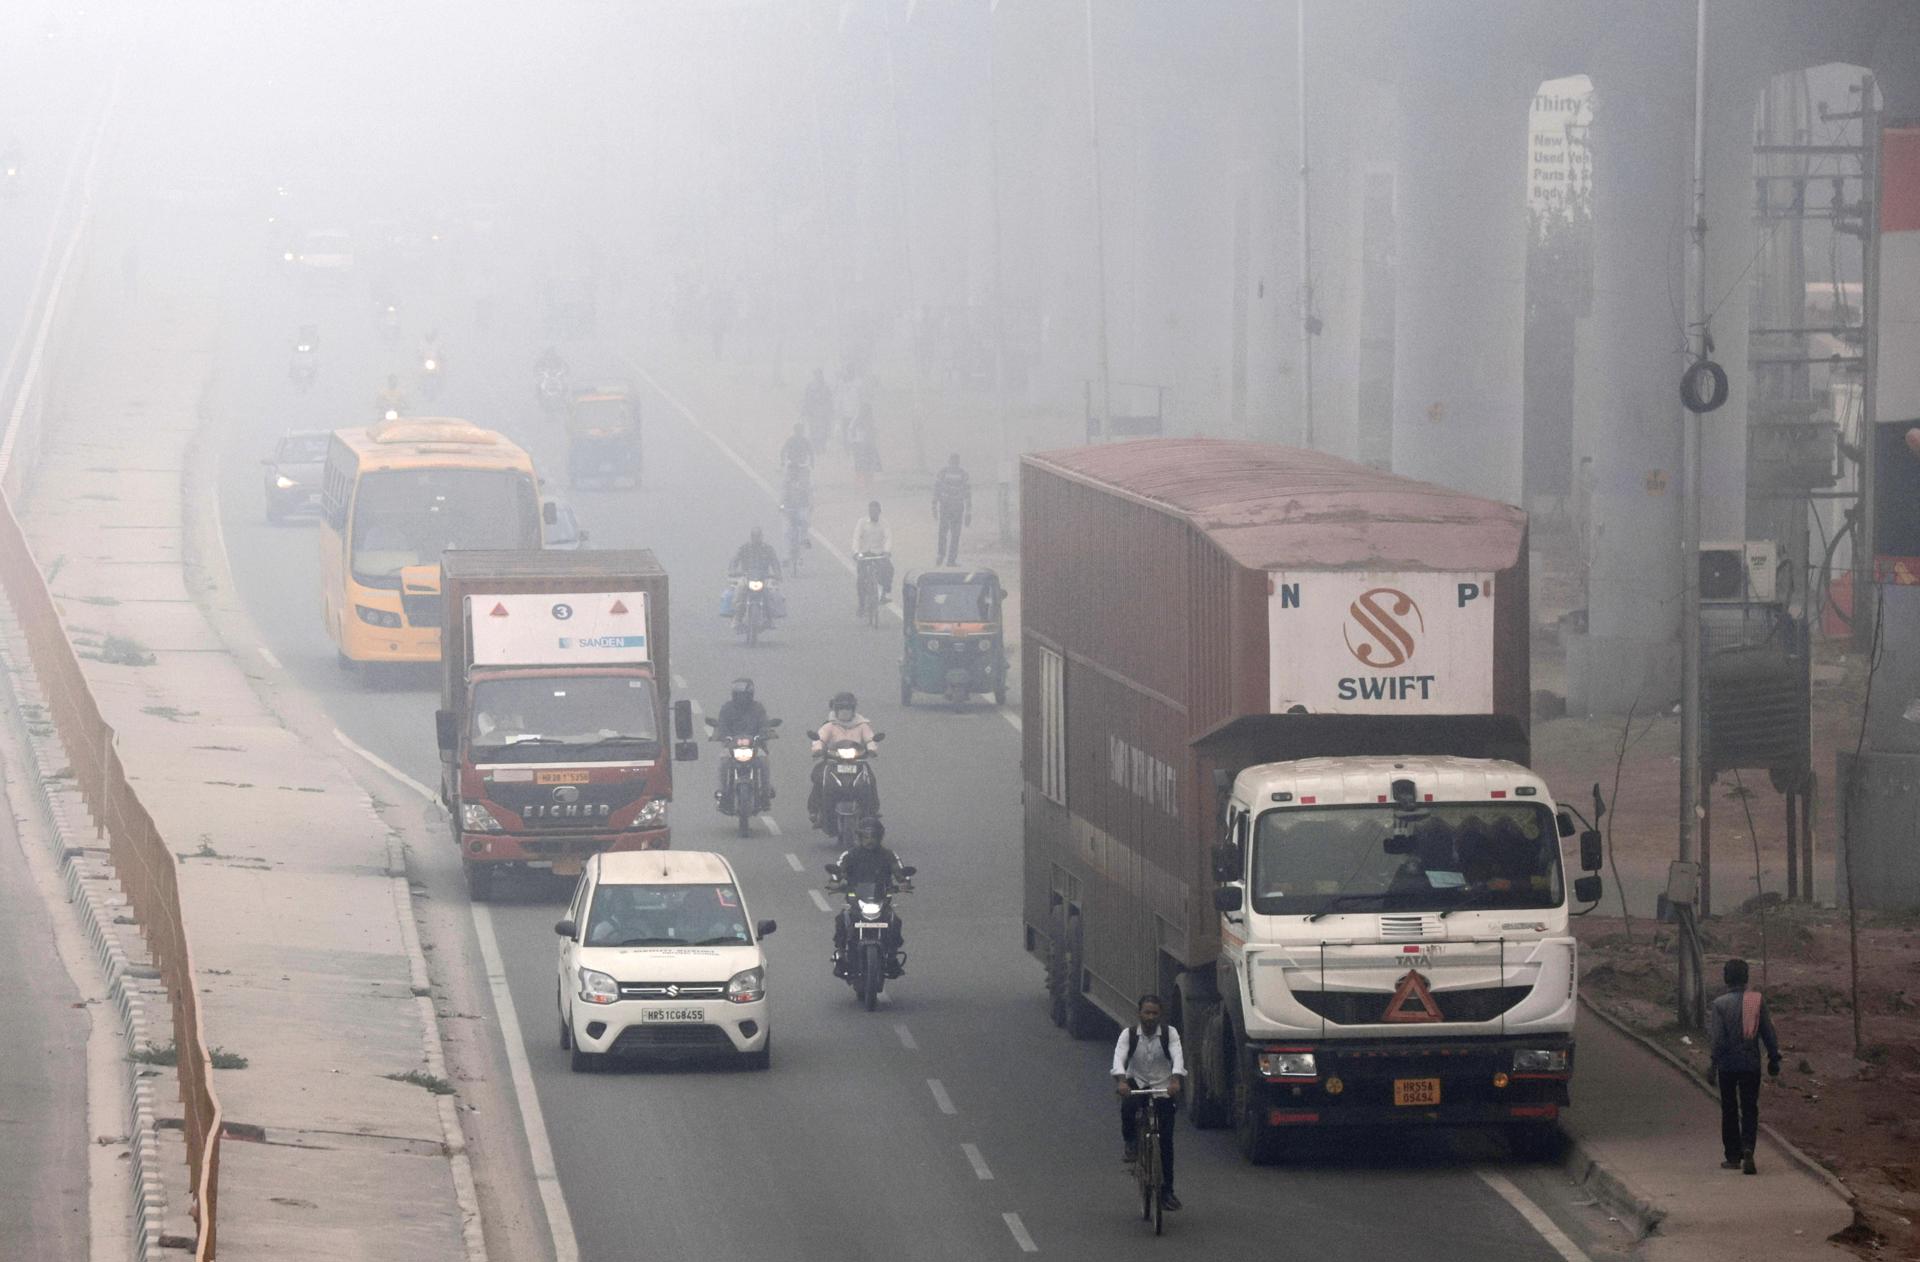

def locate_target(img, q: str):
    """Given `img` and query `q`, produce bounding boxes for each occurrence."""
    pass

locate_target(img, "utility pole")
[882,3,928,471]
[1083,0,1113,442]
[987,7,1013,547]
[1677,0,1710,1028]
[1297,0,1316,449]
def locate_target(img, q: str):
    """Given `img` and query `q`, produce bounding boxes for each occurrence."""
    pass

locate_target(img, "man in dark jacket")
[1706,957,1781,1174]
[932,453,972,566]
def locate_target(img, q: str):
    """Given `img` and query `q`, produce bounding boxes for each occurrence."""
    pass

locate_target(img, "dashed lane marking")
[808,889,832,913]
[333,728,438,805]
[784,853,803,873]
[927,1078,956,1115]
[760,815,782,836]
[1474,1169,1591,1262]
[894,1023,917,1051]
[257,645,281,670]
[1002,1213,1038,1253]
[961,1143,994,1180]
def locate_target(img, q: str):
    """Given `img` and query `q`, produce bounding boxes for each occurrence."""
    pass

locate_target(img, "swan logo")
[1343,588,1423,669]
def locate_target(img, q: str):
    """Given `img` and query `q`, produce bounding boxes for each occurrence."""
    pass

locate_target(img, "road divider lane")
[1474,1170,1592,1262]
[961,1144,994,1181]
[927,1079,957,1116]
[808,889,832,913]
[784,853,803,872]
[1002,1213,1038,1253]
[334,727,439,805]
[894,1024,917,1051]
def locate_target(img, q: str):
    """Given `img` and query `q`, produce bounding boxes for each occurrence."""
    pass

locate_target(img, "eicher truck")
[1020,439,1604,1161]
[436,550,698,900]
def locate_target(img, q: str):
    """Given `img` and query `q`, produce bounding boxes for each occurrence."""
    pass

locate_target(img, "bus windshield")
[350,468,539,585]
[1250,802,1563,917]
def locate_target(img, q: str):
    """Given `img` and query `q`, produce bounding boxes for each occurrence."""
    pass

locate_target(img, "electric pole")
[1677,0,1710,1028]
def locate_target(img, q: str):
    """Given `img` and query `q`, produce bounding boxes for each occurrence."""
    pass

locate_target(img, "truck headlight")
[1257,1051,1318,1078]
[726,967,765,1004]
[459,801,503,832]
[578,968,619,1006]
[635,798,668,828]
[1511,1048,1569,1073]
[355,603,403,628]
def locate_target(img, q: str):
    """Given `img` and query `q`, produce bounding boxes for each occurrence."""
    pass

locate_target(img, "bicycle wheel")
[1138,1120,1156,1222]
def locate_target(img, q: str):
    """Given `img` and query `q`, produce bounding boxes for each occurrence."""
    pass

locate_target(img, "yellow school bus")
[319,417,544,664]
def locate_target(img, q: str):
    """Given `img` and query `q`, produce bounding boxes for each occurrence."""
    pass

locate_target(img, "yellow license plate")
[551,857,583,878]
[1393,1078,1442,1107]
[535,770,591,785]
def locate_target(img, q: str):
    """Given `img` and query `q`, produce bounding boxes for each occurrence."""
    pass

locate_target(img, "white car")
[555,851,774,1071]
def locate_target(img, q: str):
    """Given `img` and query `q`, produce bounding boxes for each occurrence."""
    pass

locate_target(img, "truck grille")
[1294,984,1531,1025]
[1377,914,1439,941]
[401,592,442,627]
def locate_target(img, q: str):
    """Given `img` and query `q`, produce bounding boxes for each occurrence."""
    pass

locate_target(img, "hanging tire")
[1680,358,1729,414]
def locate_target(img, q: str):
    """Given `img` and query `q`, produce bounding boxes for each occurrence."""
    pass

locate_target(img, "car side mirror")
[1213,886,1243,913]
[434,709,456,752]
[1556,809,1576,839]
[899,865,917,878]
[756,919,777,939]
[554,918,577,939]
[673,698,694,740]
[674,740,699,762]
[542,500,560,526]
[1579,829,1604,872]
[1573,875,1603,904]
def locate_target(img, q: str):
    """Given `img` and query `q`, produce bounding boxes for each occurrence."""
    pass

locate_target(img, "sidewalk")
[21,211,479,1257]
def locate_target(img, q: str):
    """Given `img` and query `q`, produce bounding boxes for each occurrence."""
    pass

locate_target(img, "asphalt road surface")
[170,231,1639,1262]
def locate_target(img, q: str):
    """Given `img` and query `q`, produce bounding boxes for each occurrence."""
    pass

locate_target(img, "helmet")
[856,817,885,847]
[731,677,754,702]
[831,691,856,718]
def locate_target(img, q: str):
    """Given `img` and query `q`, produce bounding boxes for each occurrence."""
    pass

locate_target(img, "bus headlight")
[355,604,403,628]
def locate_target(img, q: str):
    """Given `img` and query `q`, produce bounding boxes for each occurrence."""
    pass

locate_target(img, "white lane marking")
[961,1143,994,1180]
[1475,1169,1591,1262]
[334,727,439,804]
[927,1078,956,1115]
[1002,711,1021,733]
[256,644,281,670]
[472,903,582,1262]
[760,815,782,836]
[784,852,803,872]
[894,1023,917,1051]
[1002,1213,1038,1253]
[808,888,832,913]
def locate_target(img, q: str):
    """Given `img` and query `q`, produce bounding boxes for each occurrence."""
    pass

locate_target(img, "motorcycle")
[809,731,883,849]
[536,366,569,415]
[826,864,915,1011]
[730,575,781,647]
[288,343,317,393]
[420,351,444,401]
[708,717,780,837]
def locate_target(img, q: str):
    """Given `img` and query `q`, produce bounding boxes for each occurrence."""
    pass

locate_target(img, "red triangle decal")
[1381,970,1445,1024]
[608,600,629,615]
[489,602,509,617]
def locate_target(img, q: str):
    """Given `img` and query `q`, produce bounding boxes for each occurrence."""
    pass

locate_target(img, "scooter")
[709,718,779,837]
[809,731,883,849]
[826,864,914,1012]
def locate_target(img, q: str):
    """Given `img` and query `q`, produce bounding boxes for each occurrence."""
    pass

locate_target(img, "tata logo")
[1344,588,1423,668]
[551,602,574,620]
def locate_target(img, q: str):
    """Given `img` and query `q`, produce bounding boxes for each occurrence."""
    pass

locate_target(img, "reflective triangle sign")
[1382,970,1445,1023]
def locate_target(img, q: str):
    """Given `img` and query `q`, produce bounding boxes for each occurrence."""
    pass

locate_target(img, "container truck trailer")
[1020,439,1604,1161]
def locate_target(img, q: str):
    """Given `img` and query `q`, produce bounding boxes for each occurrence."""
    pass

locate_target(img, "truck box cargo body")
[437,550,694,901]
[1022,439,1593,1156]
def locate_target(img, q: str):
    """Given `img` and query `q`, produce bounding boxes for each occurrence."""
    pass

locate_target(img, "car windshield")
[350,468,539,584]
[916,582,994,623]
[585,883,750,947]
[277,434,329,463]
[1250,802,1563,917]
[571,397,632,432]
[469,675,658,759]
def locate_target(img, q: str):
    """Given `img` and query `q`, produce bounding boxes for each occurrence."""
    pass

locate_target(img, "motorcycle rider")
[829,817,910,978]
[808,691,877,825]
[713,677,771,806]
[375,373,409,419]
[780,463,813,564]
[727,527,783,631]
[851,500,894,609]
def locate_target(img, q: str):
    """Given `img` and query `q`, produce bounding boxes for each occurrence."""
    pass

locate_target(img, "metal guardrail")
[0,495,221,1258]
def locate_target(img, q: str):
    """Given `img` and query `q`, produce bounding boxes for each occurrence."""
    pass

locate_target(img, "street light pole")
[1677,0,1710,1028]
[1083,0,1113,442]
[1297,0,1316,449]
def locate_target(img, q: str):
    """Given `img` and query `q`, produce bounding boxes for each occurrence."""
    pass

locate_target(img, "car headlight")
[275,474,297,489]
[355,604,403,628]
[1257,1050,1318,1078]
[747,579,765,591]
[634,798,668,828]
[578,967,620,1006]
[731,746,755,762]
[1511,1048,1569,1073]
[459,800,503,832]
[726,967,765,1004]
[857,900,883,918]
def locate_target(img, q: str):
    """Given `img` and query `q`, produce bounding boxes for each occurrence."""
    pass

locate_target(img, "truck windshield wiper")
[1305,893,1385,923]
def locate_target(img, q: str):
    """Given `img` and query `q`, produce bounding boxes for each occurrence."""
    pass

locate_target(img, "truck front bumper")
[456,827,671,867]
[1246,1034,1573,1127]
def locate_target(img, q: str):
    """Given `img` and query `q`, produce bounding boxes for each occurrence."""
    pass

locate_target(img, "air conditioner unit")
[1699,541,1780,604]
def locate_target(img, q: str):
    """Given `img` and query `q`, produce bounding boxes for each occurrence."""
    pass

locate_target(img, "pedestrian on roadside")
[932,452,972,567]
[1707,957,1781,1175]
[849,402,881,494]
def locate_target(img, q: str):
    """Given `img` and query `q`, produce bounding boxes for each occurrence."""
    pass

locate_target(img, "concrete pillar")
[1390,37,1535,505]
[1568,18,1693,716]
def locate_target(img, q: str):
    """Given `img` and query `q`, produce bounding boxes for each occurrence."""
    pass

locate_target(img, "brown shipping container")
[1021,439,1530,1027]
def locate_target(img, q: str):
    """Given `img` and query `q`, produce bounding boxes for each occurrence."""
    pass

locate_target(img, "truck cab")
[1199,754,1603,1160]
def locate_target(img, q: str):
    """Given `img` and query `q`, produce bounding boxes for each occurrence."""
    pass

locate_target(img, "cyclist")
[1111,994,1184,1212]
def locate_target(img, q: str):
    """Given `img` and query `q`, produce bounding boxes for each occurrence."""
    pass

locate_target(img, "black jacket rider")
[715,696,769,740]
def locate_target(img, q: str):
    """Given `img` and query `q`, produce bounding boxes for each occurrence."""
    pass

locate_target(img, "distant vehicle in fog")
[543,499,588,550]
[261,430,330,523]
[292,229,354,271]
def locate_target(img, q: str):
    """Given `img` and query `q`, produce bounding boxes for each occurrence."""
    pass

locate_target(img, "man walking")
[1707,957,1780,1174]
[1110,994,1183,1212]
[932,453,972,566]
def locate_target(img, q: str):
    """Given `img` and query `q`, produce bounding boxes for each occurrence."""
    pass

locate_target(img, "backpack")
[1125,1025,1171,1075]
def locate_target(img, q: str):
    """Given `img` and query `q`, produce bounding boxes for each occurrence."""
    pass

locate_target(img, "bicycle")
[1127,1087,1170,1235]
[855,551,889,628]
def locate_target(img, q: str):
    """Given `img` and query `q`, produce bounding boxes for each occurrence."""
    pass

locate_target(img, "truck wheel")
[1188,1004,1231,1130]
[465,862,494,903]
[1233,1052,1280,1164]
[1061,915,1103,1041]
[1045,908,1070,1028]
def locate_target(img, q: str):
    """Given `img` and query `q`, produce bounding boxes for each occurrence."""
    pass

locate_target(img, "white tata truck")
[1020,439,1604,1161]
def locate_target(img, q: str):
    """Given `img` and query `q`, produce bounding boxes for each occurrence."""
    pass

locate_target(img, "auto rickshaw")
[899,568,1008,706]
[566,382,641,488]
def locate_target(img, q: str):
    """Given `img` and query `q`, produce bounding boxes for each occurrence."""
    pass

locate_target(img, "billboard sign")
[1268,572,1495,714]
[468,592,651,666]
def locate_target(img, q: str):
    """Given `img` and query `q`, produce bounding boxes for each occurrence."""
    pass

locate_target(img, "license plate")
[551,857,582,878]
[1393,1078,1442,1107]
[536,770,591,785]
[641,1006,704,1023]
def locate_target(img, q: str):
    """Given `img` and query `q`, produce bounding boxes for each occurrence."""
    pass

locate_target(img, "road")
[191,247,1623,1262]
